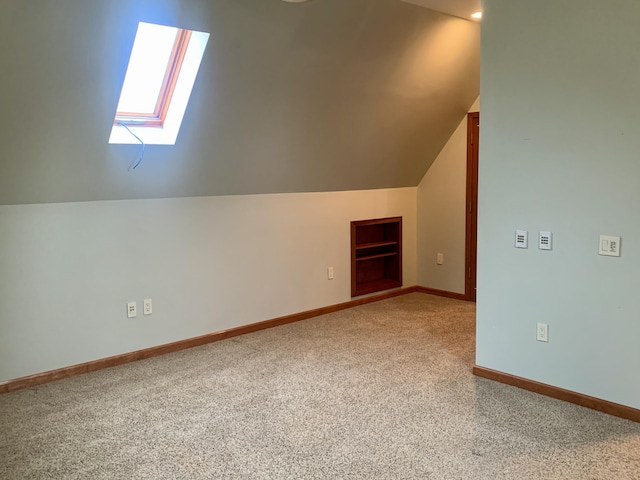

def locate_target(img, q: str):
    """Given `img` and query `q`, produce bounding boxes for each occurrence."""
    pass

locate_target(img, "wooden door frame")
[465,112,479,302]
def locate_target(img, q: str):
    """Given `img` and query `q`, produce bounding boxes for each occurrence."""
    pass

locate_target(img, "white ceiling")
[400,0,482,20]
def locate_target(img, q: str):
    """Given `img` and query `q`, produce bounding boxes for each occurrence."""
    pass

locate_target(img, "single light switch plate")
[599,235,621,257]
[127,301,137,318]
[515,230,528,249]
[539,231,552,250]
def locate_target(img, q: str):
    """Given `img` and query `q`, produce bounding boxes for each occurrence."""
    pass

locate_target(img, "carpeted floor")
[1,293,639,479]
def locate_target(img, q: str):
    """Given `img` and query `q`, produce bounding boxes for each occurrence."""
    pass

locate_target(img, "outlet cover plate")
[536,322,549,342]
[127,301,137,318]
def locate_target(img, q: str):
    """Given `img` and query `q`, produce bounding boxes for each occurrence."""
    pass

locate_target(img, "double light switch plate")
[599,235,620,257]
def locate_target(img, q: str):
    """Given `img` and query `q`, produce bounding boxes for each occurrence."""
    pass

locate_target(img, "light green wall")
[477,0,640,409]
[0,0,478,206]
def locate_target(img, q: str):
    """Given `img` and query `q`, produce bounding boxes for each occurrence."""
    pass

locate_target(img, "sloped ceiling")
[0,0,479,205]
[400,0,482,20]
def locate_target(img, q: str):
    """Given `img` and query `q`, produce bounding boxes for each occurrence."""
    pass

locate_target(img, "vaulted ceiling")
[0,0,479,205]
[400,0,482,20]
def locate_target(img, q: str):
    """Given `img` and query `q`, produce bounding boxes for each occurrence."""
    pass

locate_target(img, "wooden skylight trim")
[109,22,209,146]
[114,28,192,128]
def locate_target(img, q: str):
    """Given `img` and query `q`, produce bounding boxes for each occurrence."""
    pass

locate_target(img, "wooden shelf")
[351,216,402,297]
[356,252,398,261]
[355,240,398,250]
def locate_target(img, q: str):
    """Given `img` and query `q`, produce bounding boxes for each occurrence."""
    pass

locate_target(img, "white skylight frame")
[109,22,210,146]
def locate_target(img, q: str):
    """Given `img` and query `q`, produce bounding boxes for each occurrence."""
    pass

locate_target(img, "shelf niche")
[351,216,402,297]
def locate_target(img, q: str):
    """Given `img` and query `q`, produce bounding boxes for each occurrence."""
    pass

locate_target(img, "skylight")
[109,22,210,146]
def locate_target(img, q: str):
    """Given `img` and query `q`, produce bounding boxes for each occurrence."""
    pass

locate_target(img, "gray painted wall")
[0,0,479,205]
[477,0,640,409]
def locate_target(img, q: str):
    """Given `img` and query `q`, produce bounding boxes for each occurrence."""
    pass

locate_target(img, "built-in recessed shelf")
[351,217,402,297]
[356,252,398,262]
[355,240,398,250]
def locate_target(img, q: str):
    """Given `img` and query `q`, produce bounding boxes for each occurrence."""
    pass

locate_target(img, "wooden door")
[465,112,479,302]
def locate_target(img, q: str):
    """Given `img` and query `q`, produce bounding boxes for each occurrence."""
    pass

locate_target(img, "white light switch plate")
[599,235,621,257]
[539,231,552,250]
[515,230,528,249]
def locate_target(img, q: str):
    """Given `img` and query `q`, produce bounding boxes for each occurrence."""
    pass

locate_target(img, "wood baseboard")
[473,365,640,424]
[0,286,418,394]
[415,286,468,301]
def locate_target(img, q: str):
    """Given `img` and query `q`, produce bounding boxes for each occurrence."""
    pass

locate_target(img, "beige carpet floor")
[1,293,639,479]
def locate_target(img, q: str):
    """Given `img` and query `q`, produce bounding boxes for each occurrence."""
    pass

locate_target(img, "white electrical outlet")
[436,253,444,265]
[143,298,152,315]
[327,266,334,280]
[515,230,528,249]
[127,301,137,318]
[536,322,549,342]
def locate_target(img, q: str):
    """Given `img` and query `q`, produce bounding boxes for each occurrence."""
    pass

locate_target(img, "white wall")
[0,188,417,381]
[417,98,479,293]
[477,0,640,409]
